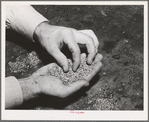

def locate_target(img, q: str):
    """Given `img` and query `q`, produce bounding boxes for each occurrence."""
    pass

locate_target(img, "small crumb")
[48,53,95,85]
[124,39,129,43]
[8,51,41,73]
[102,72,106,75]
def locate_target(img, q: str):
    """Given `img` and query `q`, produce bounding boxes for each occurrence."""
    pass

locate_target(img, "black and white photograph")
[1,1,148,121]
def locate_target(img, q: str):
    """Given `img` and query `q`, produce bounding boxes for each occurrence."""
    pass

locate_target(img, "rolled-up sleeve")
[5,76,23,109]
[6,5,48,41]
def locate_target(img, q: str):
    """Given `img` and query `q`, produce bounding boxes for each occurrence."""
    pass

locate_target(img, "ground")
[6,5,143,110]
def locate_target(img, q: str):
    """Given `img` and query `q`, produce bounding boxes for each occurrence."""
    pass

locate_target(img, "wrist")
[33,21,51,42]
[18,77,40,102]
[33,21,63,43]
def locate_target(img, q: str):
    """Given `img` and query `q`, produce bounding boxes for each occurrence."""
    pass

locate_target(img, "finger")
[86,62,102,82]
[47,47,69,72]
[63,29,81,71]
[93,53,103,64]
[73,30,96,64]
[62,80,88,97]
[79,30,99,53]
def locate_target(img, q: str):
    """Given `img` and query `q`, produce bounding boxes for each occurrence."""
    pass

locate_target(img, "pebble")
[124,39,129,43]
[102,72,106,75]
[112,54,120,59]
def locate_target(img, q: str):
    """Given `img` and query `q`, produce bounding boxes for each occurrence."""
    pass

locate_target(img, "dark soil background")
[6,5,143,110]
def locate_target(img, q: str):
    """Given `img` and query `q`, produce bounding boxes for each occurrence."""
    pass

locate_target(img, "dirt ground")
[6,5,143,110]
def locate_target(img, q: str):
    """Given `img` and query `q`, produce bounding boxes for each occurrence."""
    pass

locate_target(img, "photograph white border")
[1,1,148,120]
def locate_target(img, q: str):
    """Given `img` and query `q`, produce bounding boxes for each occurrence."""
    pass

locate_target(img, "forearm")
[5,76,39,109]
[6,5,48,41]
[5,77,23,109]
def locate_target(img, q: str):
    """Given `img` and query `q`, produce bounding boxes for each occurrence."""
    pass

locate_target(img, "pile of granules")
[8,51,41,73]
[48,53,94,85]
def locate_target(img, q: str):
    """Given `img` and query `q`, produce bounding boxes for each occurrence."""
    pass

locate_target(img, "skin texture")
[18,19,101,104]
[19,53,102,100]
[34,21,99,72]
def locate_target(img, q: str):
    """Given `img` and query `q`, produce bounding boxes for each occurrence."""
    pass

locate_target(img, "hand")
[34,21,99,72]
[20,53,102,100]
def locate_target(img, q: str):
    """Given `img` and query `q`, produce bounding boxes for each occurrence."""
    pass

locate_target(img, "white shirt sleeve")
[5,76,23,109]
[6,5,48,41]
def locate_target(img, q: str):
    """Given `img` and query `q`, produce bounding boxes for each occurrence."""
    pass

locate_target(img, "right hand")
[34,21,99,72]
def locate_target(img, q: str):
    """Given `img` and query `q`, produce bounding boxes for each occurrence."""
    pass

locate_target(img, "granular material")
[49,53,94,85]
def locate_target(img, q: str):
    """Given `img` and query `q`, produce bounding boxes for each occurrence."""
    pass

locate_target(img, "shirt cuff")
[6,5,48,41]
[5,76,23,109]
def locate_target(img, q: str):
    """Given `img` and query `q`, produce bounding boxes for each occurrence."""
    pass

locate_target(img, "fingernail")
[73,67,77,72]
[63,66,67,72]
[72,63,78,72]
[89,59,93,64]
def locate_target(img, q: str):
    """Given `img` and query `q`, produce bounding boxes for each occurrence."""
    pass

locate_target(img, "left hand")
[29,53,102,98]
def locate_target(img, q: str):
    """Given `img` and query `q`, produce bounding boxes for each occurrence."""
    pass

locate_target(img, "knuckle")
[88,29,94,33]
[87,37,95,48]
[62,28,72,35]
[87,30,96,37]
[87,30,99,45]
[57,58,63,64]
[55,54,67,65]
[57,59,67,67]
[87,36,94,43]
[71,45,80,55]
